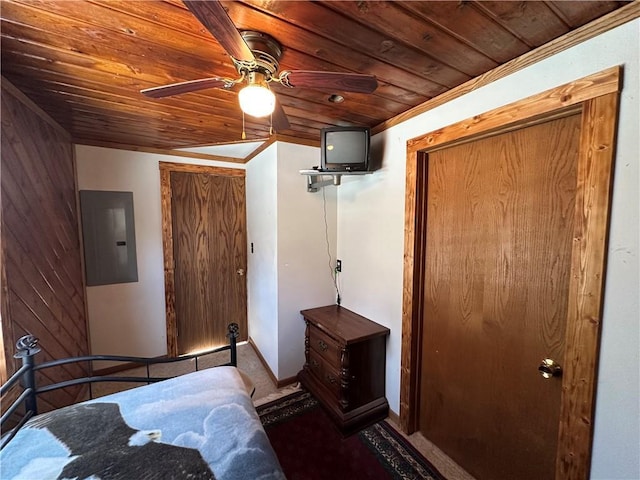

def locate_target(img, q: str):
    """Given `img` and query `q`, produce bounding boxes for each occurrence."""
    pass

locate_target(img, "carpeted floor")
[257,390,445,480]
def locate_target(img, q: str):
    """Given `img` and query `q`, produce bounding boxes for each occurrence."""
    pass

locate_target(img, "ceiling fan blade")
[282,71,378,94]
[272,99,290,132]
[141,77,231,98]
[183,0,255,63]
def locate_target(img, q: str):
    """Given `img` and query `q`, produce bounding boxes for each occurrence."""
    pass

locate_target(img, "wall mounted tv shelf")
[300,169,372,192]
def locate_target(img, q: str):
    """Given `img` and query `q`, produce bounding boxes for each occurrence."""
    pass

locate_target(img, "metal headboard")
[0,322,239,449]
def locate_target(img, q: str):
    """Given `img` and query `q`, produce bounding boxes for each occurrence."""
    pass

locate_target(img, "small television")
[320,126,370,172]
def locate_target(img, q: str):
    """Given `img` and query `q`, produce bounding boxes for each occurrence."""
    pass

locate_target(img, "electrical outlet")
[336,259,342,272]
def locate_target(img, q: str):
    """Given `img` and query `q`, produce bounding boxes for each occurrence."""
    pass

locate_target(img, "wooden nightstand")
[297,304,390,434]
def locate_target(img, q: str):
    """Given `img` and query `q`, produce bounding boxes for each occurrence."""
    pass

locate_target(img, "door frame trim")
[400,66,621,479]
[159,162,245,357]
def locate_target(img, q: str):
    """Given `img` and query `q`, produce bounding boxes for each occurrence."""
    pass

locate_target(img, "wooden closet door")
[170,171,247,355]
[419,114,581,479]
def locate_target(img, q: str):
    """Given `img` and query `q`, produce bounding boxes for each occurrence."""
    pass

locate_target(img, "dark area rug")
[257,390,445,480]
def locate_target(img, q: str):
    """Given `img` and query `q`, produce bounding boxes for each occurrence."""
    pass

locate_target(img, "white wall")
[245,142,337,379]
[75,146,245,358]
[337,20,639,479]
[276,143,337,379]
[246,144,279,373]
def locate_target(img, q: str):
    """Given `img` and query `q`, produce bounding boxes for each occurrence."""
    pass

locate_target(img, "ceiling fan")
[140,0,378,134]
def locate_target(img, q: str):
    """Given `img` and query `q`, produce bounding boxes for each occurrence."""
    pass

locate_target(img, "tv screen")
[321,127,370,172]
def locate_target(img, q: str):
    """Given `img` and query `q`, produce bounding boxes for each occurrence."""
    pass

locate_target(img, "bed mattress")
[0,366,285,480]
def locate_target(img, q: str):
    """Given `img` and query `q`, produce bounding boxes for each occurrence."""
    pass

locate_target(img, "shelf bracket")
[306,174,341,192]
[300,169,372,192]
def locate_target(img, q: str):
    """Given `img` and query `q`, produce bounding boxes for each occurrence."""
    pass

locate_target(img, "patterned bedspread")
[0,366,285,480]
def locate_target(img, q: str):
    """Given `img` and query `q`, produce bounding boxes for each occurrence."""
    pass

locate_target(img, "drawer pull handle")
[311,359,319,368]
[318,340,328,351]
[326,374,337,384]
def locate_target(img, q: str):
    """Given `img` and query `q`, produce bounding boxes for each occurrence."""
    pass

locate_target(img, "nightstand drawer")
[320,364,341,398]
[308,350,323,377]
[308,349,341,399]
[309,326,341,367]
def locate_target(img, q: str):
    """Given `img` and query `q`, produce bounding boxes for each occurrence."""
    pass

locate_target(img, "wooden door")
[419,114,581,480]
[166,167,247,355]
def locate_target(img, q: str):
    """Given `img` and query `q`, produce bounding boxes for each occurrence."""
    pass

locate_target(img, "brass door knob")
[236,268,245,276]
[538,358,562,379]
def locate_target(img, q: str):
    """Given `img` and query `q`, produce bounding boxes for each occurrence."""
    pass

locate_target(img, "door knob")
[236,268,245,276]
[538,358,562,379]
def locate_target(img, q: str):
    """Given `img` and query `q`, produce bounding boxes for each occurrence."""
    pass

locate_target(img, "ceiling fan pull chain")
[242,112,246,140]
[270,113,274,136]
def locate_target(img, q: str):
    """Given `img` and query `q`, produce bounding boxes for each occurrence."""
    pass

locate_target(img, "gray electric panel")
[80,190,138,286]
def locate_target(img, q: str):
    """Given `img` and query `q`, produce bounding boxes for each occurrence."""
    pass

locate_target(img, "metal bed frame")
[0,323,239,450]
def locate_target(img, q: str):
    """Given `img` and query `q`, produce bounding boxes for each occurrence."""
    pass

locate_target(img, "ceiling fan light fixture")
[239,83,275,118]
[141,2,379,131]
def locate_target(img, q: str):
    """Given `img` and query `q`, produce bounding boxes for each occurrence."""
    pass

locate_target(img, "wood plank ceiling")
[0,1,631,153]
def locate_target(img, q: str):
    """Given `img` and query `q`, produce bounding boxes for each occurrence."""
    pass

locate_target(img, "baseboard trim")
[248,337,298,389]
[248,337,278,385]
[277,375,298,389]
[387,407,400,426]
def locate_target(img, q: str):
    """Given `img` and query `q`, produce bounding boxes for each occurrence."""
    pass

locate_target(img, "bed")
[0,326,285,480]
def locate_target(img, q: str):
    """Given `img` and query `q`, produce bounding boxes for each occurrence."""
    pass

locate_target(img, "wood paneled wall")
[1,78,89,412]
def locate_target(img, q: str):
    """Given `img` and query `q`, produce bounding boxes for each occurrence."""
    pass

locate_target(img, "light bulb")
[238,84,276,118]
